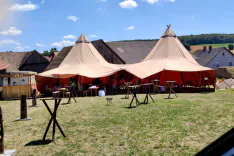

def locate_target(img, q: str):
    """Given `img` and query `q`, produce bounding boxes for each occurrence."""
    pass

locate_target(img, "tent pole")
[191,72,199,85]
[159,72,161,80]
[180,72,185,84]
[166,70,168,81]
[30,75,32,96]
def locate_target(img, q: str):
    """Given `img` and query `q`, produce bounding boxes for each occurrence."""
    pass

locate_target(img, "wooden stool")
[83,91,88,97]
[53,91,59,98]
[65,92,70,98]
[106,98,113,105]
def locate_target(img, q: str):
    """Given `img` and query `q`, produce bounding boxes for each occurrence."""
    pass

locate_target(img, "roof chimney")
[203,46,207,52]
[209,45,212,53]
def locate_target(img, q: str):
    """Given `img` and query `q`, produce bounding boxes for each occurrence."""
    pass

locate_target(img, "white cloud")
[144,0,159,4]
[9,1,38,12]
[25,46,31,49]
[67,16,79,22]
[42,0,44,4]
[0,40,24,51]
[119,0,137,9]
[0,39,18,45]
[97,8,106,11]
[51,40,75,47]
[0,27,22,36]
[64,35,76,39]
[101,0,107,2]
[191,17,195,19]
[16,46,24,51]
[89,35,98,38]
[144,0,175,4]
[126,26,134,30]
[36,43,45,47]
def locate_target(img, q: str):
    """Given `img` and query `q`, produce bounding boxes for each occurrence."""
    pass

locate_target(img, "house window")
[229,61,232,66]
[223,52,225,56]
[216,62,220,68]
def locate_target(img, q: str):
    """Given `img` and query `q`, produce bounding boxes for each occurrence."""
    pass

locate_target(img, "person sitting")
[44,85,52,97]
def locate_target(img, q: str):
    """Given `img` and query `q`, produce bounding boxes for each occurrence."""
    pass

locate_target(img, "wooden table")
[57,88,67,98]
[153,79,161,93]
[40,98,66,142]
[66,86,77,104]
[124,82,133,99]
[89,87,99,96]
[128,85,141,108]
[141,83,155,104]
[204,77,210,89]
[165,81,178,99]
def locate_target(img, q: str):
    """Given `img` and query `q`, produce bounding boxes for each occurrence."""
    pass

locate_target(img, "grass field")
[190,43,234,52]
[1,90,234,155]
[194,43,234,48]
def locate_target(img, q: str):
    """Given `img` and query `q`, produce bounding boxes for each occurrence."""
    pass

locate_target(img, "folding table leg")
[42,100,65,138]
[144,95,147,103]
[129,96,134,107]
[149,94,154,102]
[42,117,53,141]
[73,96,77,103]
[52,99,58,142]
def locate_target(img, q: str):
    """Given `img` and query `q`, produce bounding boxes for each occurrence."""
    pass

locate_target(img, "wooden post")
[20,95,27,119]
[29,75,32,96]
[0,107,4,154]
[32,89,37,107]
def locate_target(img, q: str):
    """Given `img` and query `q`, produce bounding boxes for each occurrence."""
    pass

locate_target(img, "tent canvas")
[123,26,216,86]
[38,34,123,79]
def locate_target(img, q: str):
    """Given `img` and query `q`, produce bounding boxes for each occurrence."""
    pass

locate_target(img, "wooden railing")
[3,85,31,99]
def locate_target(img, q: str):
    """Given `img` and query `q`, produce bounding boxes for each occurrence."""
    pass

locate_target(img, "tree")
[209,45,212,51]
[182,42,191,51]
[203,46,207,52]
[228,44,233,50]
[49,48,58,56]
[41,50,50,56]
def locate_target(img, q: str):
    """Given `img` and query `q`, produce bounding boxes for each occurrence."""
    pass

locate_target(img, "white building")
[194,47,234,69]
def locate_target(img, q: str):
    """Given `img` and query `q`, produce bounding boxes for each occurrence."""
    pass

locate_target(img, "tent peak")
[161,25,176,38]
[76,34,90,44]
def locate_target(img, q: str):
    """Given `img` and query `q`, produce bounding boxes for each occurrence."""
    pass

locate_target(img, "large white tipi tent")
[123,26,216,86]
[38,34,122,78]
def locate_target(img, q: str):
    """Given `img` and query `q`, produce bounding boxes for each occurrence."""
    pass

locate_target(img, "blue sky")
[0,0,234,52]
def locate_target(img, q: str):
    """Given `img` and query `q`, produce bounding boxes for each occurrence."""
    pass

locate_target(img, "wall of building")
[19,51,49,73]
[207,49,234,68]
[20,63,49,73]
[215,67,233,79]
[92,40,125,64]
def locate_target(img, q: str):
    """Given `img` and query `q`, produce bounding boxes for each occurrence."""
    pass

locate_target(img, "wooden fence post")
[0,107,4,154]
[32,89,37,107]
[20,95,27,119]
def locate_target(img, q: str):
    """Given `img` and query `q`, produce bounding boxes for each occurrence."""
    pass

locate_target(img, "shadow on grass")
[121,97,129,99]
[124,106,138,109]
[164,97,174,99]
[25,140,52,146]
[61,102,71,105]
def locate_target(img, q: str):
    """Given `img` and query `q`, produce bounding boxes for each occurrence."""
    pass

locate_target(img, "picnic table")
[203,77,210,90]
[124,82,133,99]
[165,81,178,99]
[89,86,99,96]
[66,86,77,104]
[128,85,141,108]
[141,83,155,104]
[153,79,161,93]
[57,88,67,98]
[40,98,66,142]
